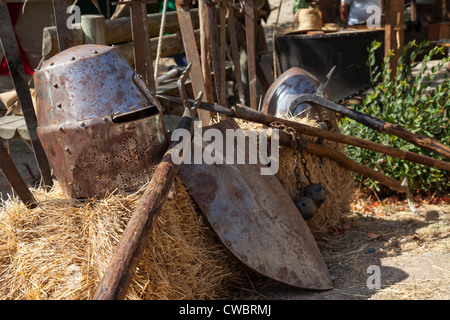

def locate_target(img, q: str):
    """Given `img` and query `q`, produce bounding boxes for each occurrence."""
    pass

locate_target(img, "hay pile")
[237,117,357,237]
[0,117,356,299]
[0,181,249,300]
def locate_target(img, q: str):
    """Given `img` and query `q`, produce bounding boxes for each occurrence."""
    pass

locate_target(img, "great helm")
[262,67,338,131]
[35,44,168,198]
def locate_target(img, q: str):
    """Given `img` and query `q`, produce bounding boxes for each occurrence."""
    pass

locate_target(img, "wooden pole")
[244,0,257,109]
[129,2,156,93]
[384,0,405,75]
[176,0,213,124]
[93,70,202,300]
[0,142,37,208]
[268,128,408,193]
[81,15,106,44]
[199,0,215,104]
[157,96,450,172]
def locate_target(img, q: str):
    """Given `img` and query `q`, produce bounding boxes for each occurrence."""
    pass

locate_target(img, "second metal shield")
[180,118,332,290]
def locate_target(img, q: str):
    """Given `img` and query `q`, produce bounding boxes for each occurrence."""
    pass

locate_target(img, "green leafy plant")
[341,40,449,196]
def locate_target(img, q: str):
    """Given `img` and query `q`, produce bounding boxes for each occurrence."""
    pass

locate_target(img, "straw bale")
[0,181,249,300]
[237,117,357,237]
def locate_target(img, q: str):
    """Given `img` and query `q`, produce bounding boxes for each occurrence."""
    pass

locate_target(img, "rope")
[154,0,169,79]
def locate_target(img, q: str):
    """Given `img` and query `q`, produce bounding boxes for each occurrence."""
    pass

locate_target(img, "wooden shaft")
[199,0,215,103]
[218,0,227,106]
[269,129,408,193]
[130,3,156,93]
[0,142,37,208]
[227,10,245,105]
[292,94,450,160]
[42,9,206,58]
[382,122,450,160]
[231,105,450,171]
[176,3,213,124]
[156,96,450,171]
[244,0,257,109]
[117,30,201,65]
[93,102,198,300]
[207,2,223,104]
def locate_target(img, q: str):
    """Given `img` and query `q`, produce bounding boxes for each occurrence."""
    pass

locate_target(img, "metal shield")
[180,118,333,290]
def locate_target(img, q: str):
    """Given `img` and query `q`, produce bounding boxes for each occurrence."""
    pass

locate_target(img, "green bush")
[340,40,449,195]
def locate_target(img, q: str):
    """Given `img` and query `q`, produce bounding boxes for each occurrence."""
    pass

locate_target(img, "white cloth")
[342,0,382,25]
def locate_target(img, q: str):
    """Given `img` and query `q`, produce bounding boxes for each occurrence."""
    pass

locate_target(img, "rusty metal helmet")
[35,44,168,198]
[262,67,337,130]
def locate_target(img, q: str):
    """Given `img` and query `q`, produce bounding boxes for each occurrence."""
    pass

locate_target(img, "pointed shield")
[180,118,332,290]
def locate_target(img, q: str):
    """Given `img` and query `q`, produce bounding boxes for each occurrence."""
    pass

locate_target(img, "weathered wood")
[384,0,405,74]
[244,0,257,109]
[129,3,156,93]
[227,10,245,105]
[81,14,106,44]
[206,1,223,105]
[52,0,73,51]
[0,142,37,208]
[157,96,450,172]
[289,94,450,160]
[0,0,53,188]
[42,9,206,58]
[268,128,408,193]
[176,3,212,124]
[199,0,215,104]
[218,0,227,107]
[116,30,201,64]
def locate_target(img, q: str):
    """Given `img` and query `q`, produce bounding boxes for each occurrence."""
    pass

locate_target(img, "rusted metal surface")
[35,45,168,198]
[262,67,338,131]
[0,142,37,208]
[52,0,73,52]
[180,118,333,290]
[0,0,53,188]
[94,66,202,300]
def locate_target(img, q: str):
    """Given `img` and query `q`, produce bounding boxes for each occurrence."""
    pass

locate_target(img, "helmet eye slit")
[112,105,159,124]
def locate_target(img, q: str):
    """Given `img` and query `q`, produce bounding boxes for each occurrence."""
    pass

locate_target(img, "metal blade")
[180,118,333,290]
[316,65,336,96]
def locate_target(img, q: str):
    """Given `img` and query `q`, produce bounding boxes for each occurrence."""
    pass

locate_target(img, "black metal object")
[0,0,53,188]
[289,93,385,131]
[275,30,384,102]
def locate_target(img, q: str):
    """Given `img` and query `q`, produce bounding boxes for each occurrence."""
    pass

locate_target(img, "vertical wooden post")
[176,0,213,125]
[0,0,53,188]
[199,0,215,104]
[81,14,106,44]
[52,0,74,51]
[384,0,405,75]
[129,2,157,94]
[0,140,37,208]
[244,0,257,110]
